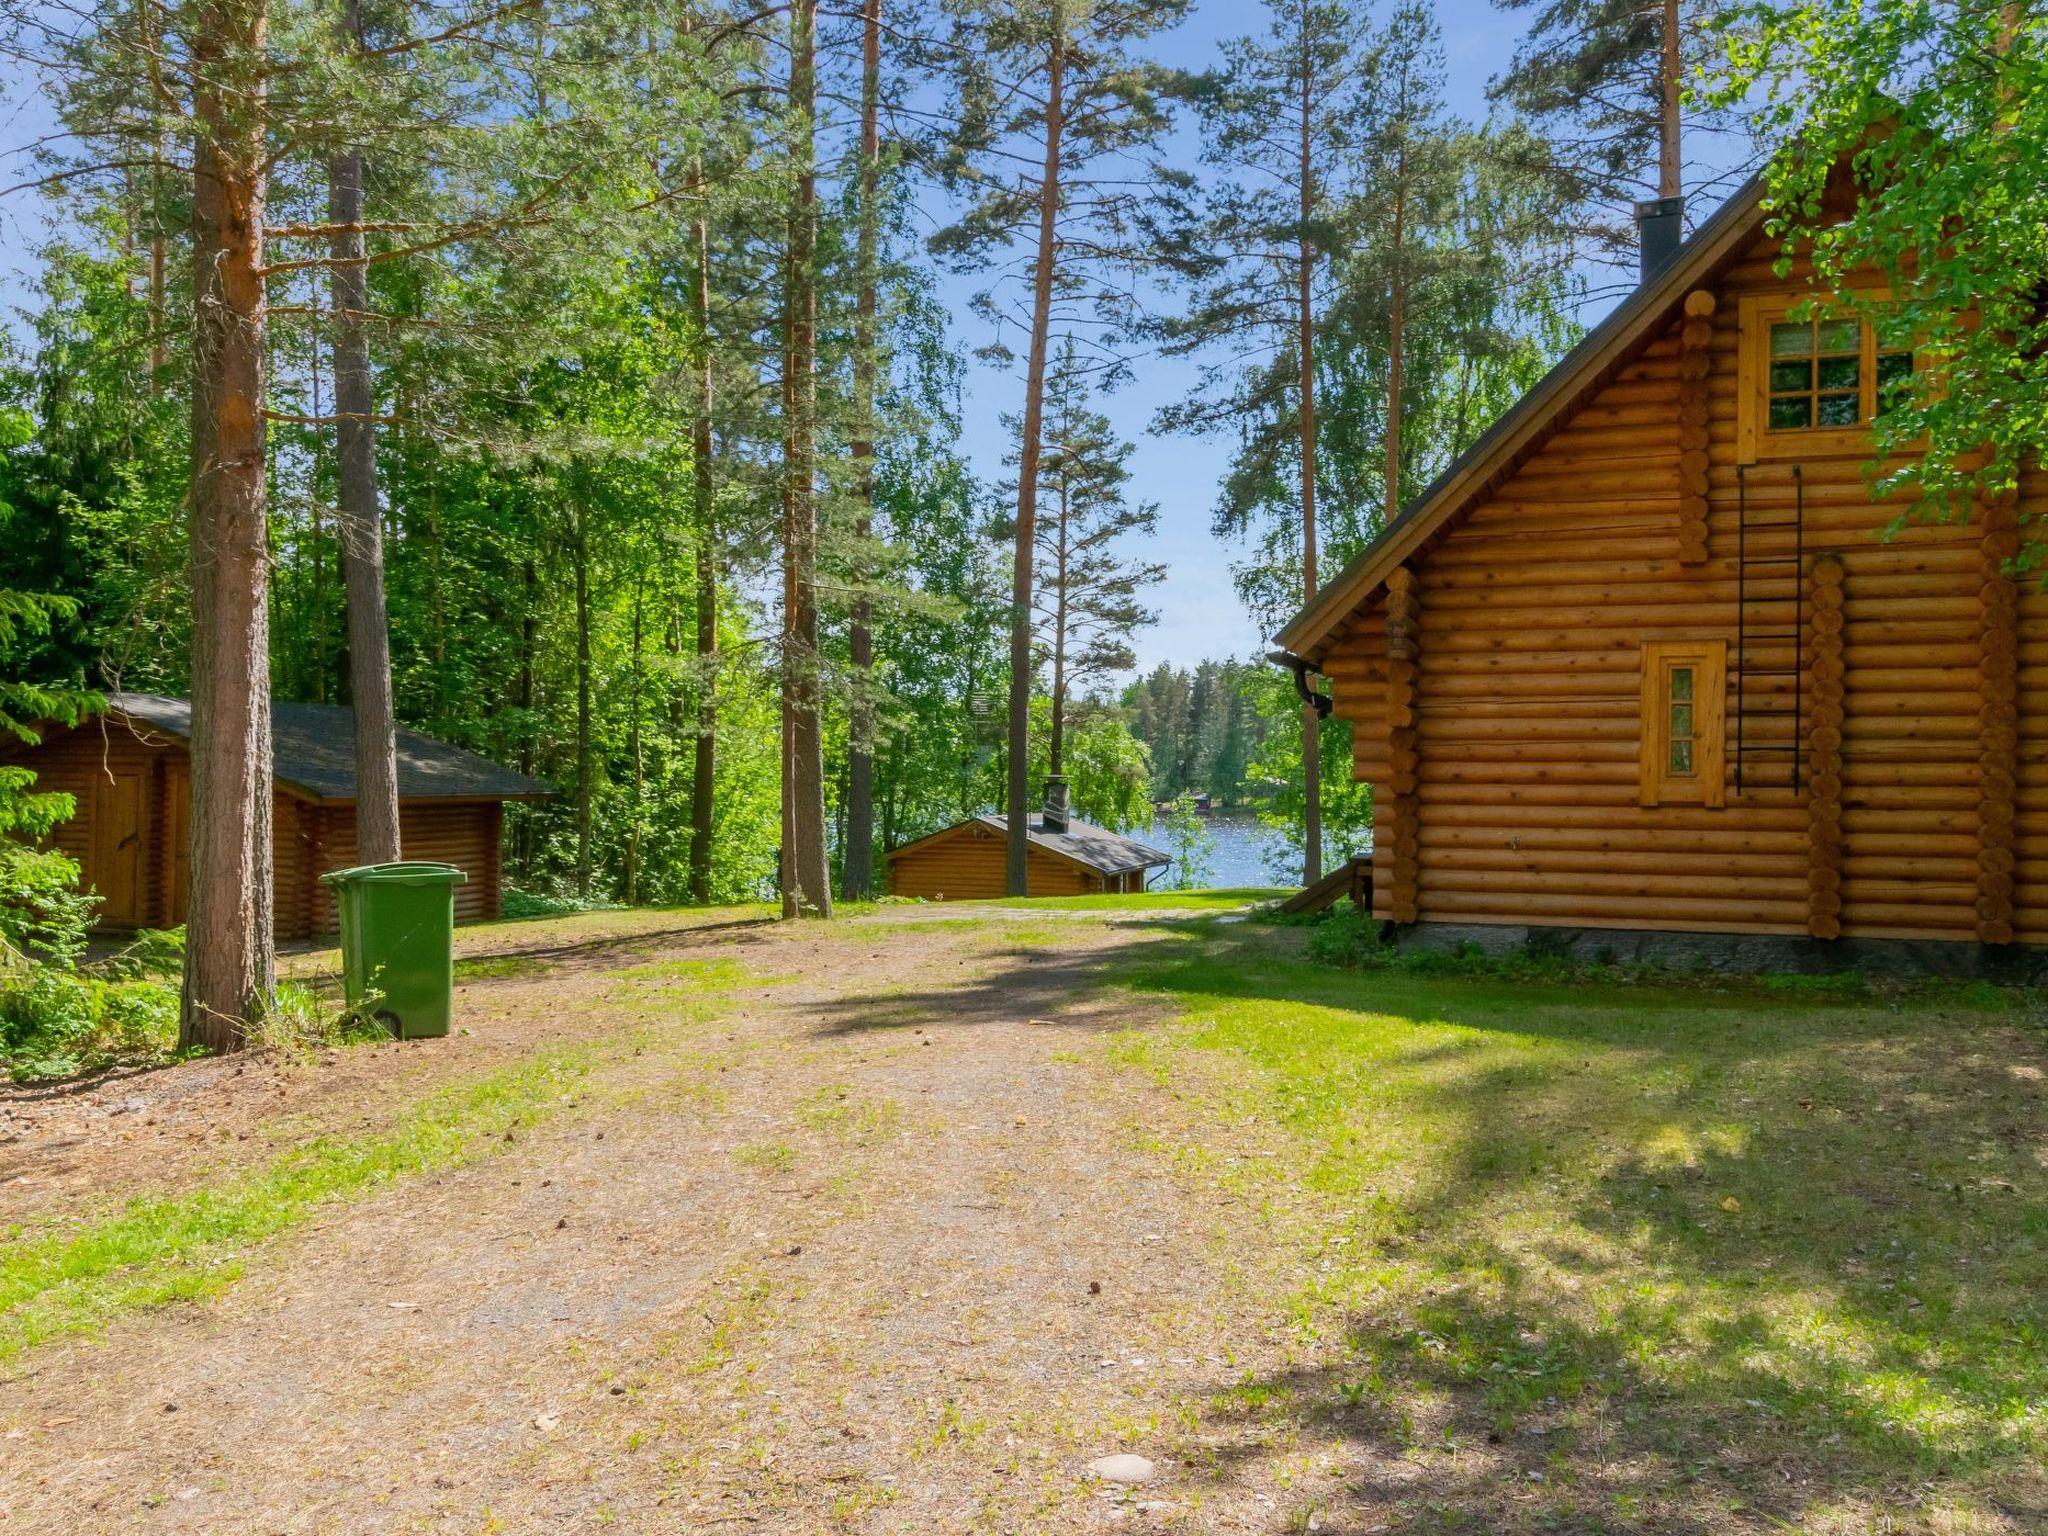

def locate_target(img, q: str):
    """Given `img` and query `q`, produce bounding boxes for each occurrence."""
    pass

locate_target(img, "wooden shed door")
[92,772,147,926]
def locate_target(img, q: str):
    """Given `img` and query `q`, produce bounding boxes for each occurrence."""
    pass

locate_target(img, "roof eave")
[1272,173,1771,665]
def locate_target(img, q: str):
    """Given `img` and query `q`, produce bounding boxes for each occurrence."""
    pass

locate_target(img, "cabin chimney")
[1041,775,1070,834]
[1635,195,1683,284]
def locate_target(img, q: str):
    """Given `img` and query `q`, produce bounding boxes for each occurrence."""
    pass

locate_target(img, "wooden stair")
[1279,853,1374,916]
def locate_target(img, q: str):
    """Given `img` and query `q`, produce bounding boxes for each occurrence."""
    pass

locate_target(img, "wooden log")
[1977,482,2019,937]
[1383,565,1422,922]
[1806,552,1847,938]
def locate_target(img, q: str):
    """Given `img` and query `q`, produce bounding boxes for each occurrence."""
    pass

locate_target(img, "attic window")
[1738,296,1915,461]
[1639,641,1725,807]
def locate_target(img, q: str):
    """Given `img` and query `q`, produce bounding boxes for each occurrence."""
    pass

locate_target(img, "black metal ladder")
[1735,462,1805,793]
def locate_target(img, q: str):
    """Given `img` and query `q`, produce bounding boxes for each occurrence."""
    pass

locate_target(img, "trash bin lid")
[318,861,469,887]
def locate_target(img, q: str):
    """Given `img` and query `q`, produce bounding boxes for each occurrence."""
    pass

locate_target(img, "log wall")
[2,722,511,938]
[1317,230,2041,943]
[886,823,1104,900]
[309,800,505,932]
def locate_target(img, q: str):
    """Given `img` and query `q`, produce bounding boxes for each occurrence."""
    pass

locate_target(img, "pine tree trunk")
[329,0,401,866]
[574,491,593,899]
[688,177,718,907]
[517,553,537,882]
[780,0,831,918]
[1659,0,1681,199]
[843,0,882,901]
[1049,459,1069,777]
[1387,177,1406,531]
[1008,23,1065,895]
[181,0,275,1053]
[626,577,643,905]
[139,0,168,385]
[1295,43,1323,888]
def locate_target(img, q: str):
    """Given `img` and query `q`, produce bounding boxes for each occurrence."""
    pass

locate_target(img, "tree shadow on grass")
[817,918,2048,1530]
[447,915,782,978]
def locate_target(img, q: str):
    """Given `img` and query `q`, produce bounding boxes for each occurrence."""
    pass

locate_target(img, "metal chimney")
[1041,775,1071,834]
[1635,195,1684,284]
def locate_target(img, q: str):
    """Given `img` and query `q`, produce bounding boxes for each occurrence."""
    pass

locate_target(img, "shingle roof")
[974,813,1171,877]
[108,693,555,804]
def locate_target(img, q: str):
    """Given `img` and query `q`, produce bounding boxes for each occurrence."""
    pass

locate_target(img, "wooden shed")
[886,780,1169,900]
[1273,174,2048,962]
[9,693,553,939]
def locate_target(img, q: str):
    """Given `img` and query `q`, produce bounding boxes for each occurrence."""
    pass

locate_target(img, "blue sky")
[922,0,1539,675]
[0,0,1587,677]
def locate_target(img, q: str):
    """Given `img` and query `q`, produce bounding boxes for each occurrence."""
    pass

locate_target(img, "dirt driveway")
[1,908,1354,1533]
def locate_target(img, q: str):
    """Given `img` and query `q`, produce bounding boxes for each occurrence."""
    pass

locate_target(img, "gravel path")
[1,911,1354,1533]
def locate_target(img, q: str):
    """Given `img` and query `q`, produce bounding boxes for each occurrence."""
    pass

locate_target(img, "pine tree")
[929,0,1189,893]
[327,0,400,866]
[1005,340,1164,777]
[780,0,832,919]
[1149,0,1369,884]
[1488,0,1744,263]
[841,0,886,901]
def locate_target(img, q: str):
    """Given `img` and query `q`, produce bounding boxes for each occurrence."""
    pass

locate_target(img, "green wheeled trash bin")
[319,862,468,1039]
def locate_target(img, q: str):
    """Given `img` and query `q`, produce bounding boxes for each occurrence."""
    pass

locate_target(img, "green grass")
[0,958,746,1361]
[1107,923,2048,1528]
[451,954,550,982]
[980,886,1289,912]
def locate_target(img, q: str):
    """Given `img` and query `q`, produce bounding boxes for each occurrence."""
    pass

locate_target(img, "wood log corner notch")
[1676,290,1715,567]
[1976,488,2020,945]
[1382,565,1421,924]
[1805,552,1845,939]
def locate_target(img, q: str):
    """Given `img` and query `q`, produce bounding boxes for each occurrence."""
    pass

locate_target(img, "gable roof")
[887,812,1171,877]
[106,693,555,804]
[1274,172,1772,665]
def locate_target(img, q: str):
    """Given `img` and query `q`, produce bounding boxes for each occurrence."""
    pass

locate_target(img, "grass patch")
[1108,922,2048,1526]
[452,954,551,982]
[0,961,749,1361]
[614,956,754,987]
[734,1140,798,1175]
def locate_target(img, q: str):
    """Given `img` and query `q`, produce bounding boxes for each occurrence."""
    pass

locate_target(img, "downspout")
[1267,649,1332,720]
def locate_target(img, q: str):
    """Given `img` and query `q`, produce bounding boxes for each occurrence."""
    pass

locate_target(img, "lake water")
[1145,809,1293,890]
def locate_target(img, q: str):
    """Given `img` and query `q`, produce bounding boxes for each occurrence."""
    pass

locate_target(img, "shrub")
[255,980,389,1055]
[501,886,622,921]
[0,954,182,1083]
[1303,903,1384,967]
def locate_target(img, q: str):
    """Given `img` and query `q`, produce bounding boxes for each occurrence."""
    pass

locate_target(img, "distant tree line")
[1123,661,1267,807]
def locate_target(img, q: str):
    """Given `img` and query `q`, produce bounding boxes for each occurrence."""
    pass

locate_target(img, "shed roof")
[889,813,1171,877]
[107,693,555,804]
[1273,172,1772,663]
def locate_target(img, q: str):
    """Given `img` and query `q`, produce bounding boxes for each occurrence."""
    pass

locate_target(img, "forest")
[0,0,2037,1055]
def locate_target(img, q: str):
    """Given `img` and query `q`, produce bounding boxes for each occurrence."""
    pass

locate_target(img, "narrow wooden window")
[1737,295,1915,462]
[1640,641,1726,807]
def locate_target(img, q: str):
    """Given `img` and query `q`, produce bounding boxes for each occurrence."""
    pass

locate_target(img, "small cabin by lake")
[7,693,553,939]
[886,778,1170,900]
[1273,175,2048,967]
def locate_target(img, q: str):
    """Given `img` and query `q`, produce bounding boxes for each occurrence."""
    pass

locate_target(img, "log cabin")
[886,776,1170,900]
[8,693,554,939]
[1272,179,2047,969]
